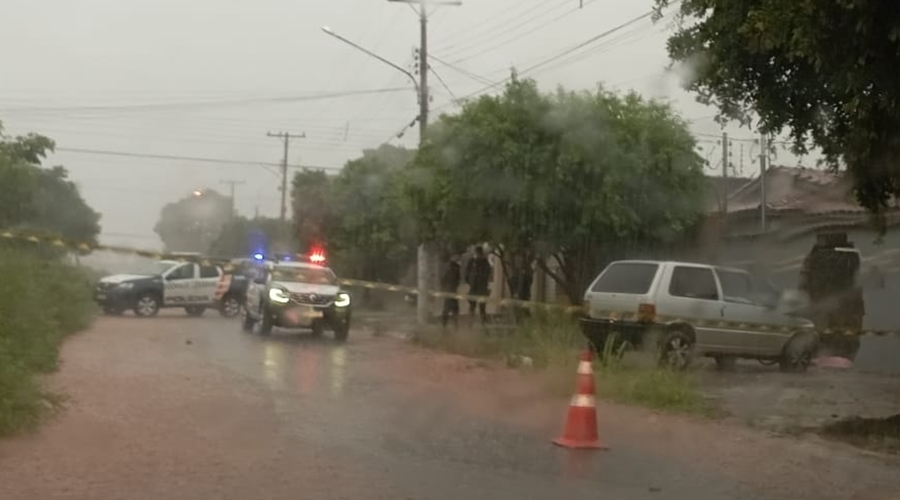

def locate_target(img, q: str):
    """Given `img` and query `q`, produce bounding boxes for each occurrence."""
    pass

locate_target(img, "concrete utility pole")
[388,0,461,326]
[721,132,729,221]
[219,179,245,219]
[267,131,306,222]
[758,133,768,233]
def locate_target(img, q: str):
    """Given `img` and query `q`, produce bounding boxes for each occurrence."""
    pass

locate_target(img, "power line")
[0,87,414,114]
[430,0,547,47]
[435,0,570,57]
[54,146,341,171]
[432,7,662,113]
[428,54,496,86]
[518,9,659,76]
[441,0,601,64]
[429,66,458,100]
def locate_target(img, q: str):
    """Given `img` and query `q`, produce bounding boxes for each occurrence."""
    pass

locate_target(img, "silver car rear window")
[590,262,659,294]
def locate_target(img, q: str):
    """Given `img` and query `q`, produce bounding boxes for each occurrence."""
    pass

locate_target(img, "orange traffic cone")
[552,349,607,449]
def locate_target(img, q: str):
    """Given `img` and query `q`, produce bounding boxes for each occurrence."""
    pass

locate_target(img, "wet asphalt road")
[0,312,896,500]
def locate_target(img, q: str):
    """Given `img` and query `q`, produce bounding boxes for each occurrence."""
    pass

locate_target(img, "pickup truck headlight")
[334,292,351,308]
[269,288,290,304]
[117,282,135,290]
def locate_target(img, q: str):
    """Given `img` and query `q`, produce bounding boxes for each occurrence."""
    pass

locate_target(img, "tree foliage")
[655,0,900,222]
[329,145,417,282]
[208,216,294,258]
[292,169,340,251]
[153,190,232,253]
[408,77,706,301]
[0,122,101,244]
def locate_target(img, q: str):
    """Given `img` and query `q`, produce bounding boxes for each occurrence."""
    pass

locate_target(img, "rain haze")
[0,0,818,249]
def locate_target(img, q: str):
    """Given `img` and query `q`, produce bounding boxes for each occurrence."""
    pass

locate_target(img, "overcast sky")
[0,0,817,249]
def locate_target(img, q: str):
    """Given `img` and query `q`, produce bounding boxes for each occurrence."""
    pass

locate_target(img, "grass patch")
[416,310,714,416]
[0,245,97,436]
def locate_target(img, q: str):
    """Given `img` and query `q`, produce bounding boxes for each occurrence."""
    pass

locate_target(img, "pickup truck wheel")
[219,295,241,318]
[659,330,693,370]
[185,306,206,317]
[134,294,160,317]
[333,323,350,342]
[241,308,256,333]
[779,331,817,373]
[259,305,273,336]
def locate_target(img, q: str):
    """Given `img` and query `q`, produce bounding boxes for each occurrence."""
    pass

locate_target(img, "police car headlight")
[269,288,290,304]
[117,282,134,290]
[334,292,351,308]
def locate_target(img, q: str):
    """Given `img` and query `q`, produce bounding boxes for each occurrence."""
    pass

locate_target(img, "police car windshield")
[271,266,336,285]
[136,260,178,276]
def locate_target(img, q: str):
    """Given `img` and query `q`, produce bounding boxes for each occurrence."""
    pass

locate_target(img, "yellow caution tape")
[1,230,894,336]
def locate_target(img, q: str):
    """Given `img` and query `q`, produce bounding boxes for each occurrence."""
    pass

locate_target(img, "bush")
[0,244,97,435]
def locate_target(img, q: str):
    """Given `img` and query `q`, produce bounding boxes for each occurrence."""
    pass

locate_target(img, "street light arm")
[321,27,419,95]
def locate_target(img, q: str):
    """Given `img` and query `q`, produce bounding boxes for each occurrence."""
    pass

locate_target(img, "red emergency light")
[309,251,326,264]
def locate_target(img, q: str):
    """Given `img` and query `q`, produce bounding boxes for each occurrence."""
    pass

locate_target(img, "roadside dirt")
[696,360,900,434]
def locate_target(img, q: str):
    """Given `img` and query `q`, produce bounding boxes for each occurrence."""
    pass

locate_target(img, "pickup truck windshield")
[272,266,337,285]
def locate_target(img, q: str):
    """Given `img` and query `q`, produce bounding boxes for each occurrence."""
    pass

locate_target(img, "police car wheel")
[219,295,241,318]
[134,294,160,317]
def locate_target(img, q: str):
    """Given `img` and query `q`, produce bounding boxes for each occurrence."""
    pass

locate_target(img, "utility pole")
[759,133,768,233]
[219,179,245,219]
[721,132,729,215]
[388,0,461,326]
[267,131,306,222]
[720,132,729,239]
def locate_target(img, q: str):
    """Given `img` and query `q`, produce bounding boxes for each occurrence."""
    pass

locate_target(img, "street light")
[320,27,420,97]
[323,25,436,327]
[192,189,203,197]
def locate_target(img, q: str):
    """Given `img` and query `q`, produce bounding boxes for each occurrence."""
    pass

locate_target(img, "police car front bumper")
[94,286,136,310]
[268,302,351,329]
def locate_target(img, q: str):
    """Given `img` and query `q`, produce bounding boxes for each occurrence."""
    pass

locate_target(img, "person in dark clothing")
[440,253,462,328]
[465,246,492,323]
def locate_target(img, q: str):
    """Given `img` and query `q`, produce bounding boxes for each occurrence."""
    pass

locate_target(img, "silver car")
[580,260,818,371]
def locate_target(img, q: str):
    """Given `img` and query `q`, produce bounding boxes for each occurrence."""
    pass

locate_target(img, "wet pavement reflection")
[4,313,894,500]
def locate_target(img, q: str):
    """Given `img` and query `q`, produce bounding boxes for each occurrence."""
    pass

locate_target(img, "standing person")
[465,245,492,324]
[440,253,462,328]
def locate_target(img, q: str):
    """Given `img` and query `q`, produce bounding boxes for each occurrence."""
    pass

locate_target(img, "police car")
[241,252,351,340]
[94,258,249,317]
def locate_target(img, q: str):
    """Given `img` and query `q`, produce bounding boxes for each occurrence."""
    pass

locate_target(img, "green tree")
[153,190,232,253]
[654,0,900,223]
[208,216,294,257]
[330,145,417,283]
[291,169,339,252]
[0,123,100,244]
[409,77,706,301]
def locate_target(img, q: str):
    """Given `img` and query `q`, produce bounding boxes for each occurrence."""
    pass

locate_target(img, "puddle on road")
[820,413,900,454]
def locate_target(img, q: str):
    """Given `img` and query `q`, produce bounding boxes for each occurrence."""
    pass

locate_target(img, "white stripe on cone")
[570,394,596,408]
[576,361,593,375]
